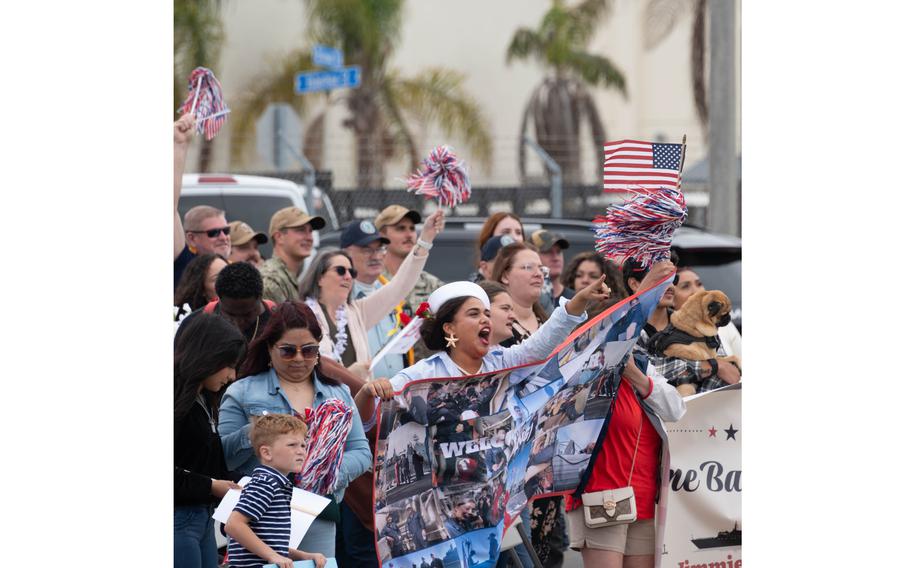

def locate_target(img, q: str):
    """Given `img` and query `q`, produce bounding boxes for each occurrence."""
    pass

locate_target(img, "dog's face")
[697,290,733,328]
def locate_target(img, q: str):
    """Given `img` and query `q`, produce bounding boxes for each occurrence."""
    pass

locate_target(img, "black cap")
[340,219,391,248]
[480,234,517,262]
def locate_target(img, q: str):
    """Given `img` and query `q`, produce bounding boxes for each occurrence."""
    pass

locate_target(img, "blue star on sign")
[652,143,681,169]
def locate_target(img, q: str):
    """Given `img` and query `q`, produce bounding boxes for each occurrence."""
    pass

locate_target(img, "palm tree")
[174,0,225,172]
[507,0,626,186]
[643,0,708,133]
[230,0,492,189]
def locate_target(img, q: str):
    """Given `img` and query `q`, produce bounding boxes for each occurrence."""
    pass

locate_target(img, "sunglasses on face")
[328,265,358,278]
[189,226,231,238]
[275,344,321,360]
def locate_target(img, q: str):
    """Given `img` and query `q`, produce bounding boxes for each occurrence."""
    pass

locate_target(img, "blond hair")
[250,414,308,458]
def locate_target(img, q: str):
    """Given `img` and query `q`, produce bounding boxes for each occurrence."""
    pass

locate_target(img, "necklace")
[250,312,261,340]
[195,393,216,433]
[304,297,348,360]
[451,359,482,376]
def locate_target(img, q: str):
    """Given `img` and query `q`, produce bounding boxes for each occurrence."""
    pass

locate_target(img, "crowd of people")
[173,113,742,568]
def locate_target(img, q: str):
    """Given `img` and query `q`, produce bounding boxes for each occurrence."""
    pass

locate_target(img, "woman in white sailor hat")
[377,276,611,395]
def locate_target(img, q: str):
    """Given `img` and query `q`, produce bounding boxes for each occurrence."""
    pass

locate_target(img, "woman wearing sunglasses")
[174,313,246,568]
[298,211,444,381]
[218,301,378,558]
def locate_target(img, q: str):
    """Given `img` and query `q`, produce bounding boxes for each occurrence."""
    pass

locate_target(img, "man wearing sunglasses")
[261,206,326,304]
[173,113,233,289]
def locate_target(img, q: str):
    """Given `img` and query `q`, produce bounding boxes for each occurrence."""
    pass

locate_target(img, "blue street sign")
[312,44,343,69]
[295,66,361,94]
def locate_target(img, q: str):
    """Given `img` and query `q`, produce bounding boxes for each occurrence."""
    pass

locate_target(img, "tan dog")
[655,290,741,396]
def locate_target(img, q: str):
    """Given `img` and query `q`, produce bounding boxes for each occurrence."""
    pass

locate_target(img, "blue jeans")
[336,501,378,568]
[174,505,218,568]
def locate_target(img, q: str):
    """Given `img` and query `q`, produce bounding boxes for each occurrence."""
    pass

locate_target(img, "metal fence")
[238,169,711,227]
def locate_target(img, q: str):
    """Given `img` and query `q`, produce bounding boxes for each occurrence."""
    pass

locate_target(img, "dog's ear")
[707,301,722,316]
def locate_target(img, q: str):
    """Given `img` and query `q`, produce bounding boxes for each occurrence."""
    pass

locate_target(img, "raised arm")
[174,114,195,259]
[356,209,445,329]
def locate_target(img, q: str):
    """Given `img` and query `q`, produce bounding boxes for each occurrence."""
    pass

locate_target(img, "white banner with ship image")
[664,384,742,568]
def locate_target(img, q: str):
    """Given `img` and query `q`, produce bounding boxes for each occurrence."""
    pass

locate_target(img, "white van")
[178,173,339,262]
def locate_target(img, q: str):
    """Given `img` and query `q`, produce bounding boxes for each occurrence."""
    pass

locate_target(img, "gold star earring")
[445,330,459,349]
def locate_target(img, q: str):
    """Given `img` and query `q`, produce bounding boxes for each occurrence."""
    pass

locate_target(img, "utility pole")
[707,0,738,236]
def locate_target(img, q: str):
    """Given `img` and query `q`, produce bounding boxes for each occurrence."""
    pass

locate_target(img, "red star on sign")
[708,427,717,438]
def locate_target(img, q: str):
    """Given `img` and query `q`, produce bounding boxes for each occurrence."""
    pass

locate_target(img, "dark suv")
[319,217,742,329]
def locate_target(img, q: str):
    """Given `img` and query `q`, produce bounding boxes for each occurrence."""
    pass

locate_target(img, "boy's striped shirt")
[227,465,293,568]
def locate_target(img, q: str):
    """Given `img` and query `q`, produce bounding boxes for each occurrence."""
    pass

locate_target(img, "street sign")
[294,66,361,94]
[312,44,343,69]
[255,103,302,170]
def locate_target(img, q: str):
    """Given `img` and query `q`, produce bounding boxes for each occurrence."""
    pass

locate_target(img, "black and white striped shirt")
[227,465,293,568]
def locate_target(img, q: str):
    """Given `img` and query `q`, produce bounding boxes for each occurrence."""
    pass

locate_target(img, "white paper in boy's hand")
[289,489,331,548]
[370,316,423,372]
[211,480,329,549]
[212,476,251,523]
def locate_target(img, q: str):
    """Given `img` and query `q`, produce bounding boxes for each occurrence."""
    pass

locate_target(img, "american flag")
[603,139,683,192]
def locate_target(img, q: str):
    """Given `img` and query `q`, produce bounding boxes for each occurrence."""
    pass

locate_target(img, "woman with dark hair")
[476,281,517,346]
[561,252,627,314]
[218,301,375,558]
[490,242,552,347]
[297,213,443,381]
[386,278,607,391]
[175,253,228,315]
[174,313,247,568]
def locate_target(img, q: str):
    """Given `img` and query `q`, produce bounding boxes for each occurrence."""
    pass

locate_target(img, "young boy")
[225,414,327,568]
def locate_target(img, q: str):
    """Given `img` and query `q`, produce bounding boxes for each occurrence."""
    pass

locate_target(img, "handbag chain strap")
[626,411,644,486]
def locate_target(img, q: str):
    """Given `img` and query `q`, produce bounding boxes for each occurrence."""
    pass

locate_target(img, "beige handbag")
[581,414,643,529]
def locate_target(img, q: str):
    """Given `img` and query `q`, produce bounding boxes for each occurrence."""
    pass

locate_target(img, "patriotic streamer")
[593,186,688,267]
[178,67,230,141]
[294,398,354,495]
[406,146,471,207]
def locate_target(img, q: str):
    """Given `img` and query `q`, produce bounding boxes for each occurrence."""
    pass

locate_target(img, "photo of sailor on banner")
[383,421,434,502]
[377,488,449,561]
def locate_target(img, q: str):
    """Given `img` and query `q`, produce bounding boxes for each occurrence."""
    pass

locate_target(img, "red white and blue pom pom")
[178,67,230,141]
[593,186,688,267]
[406,146,471,207]
[294,398,354,495]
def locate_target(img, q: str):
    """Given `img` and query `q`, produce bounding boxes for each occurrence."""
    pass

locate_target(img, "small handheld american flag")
[178,67,230,141]
[603,139,683,192]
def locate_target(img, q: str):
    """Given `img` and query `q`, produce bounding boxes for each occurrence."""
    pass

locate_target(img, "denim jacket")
[218,368,372,502]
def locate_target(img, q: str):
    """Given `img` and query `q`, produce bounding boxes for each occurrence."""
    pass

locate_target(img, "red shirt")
[567,378,661,519]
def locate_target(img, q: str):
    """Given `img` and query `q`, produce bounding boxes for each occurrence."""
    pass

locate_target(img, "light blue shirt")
[218,368,371,502]
[388,305,587,391]
[352,279,406,380]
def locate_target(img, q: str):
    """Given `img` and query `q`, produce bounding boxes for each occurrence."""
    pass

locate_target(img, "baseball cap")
[268,207,326,238]
[340,220,391,248]
[480,235,516,262]
[530,229,569,251]
[228,220,267,246]
[374,205,421,231]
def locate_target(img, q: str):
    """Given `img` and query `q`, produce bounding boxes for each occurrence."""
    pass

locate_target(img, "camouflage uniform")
[260,256,300,304]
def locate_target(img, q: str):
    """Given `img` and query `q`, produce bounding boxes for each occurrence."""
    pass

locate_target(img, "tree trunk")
[197,137,213,173]
[346,87,386,189]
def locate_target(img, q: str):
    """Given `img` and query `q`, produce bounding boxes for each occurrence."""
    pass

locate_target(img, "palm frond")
[506,28,546,65]
[389,68,494,171]
[305,0,404,73]
[642,0,690,50]
[174,0,225,109]
[568,0,612,45]
[229,50,318,166]
[564,51,627,97]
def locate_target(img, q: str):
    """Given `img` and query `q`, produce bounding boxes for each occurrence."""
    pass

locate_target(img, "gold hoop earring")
[445,332,459,349]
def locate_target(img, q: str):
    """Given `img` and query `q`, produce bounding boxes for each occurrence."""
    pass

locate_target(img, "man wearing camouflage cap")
[227,220,267,268]
[260,206,326,303]
[375,205,445,313]
[530,228,569,315]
